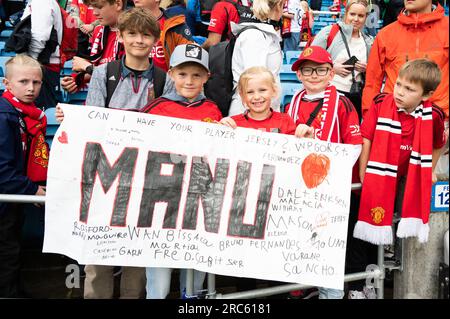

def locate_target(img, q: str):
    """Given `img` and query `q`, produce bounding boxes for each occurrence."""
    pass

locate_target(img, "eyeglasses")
[299,67,331,76]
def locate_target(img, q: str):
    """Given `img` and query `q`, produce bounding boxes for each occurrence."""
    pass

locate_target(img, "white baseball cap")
[169,44,209,72]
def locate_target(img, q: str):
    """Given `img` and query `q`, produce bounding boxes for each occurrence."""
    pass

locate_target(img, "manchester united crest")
[370,206,385,224]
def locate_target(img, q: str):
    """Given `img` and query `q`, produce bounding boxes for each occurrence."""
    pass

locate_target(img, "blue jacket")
[0,97,38,215]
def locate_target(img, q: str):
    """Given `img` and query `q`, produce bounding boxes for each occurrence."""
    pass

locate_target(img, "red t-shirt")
[208,1,240,39]
[142,97,223,122]
[231,111,296,135]
[90,26,121,66]
[361,101,446,177]
[150,15,168,71]
[286,96,363,145]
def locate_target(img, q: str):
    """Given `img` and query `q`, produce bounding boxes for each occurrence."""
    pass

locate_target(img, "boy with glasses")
[286,46,363,299]
[287,46,362,146]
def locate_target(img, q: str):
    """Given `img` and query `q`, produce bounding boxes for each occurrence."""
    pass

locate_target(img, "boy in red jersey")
[141,43,221,298]
[61,0,125,94]
[142,44,222,122]
[286,46,363,299]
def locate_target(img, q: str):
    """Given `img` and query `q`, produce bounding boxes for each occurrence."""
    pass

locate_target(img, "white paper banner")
[43,104,360,290]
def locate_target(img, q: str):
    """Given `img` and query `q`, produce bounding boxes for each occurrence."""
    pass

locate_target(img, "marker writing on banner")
[79,143,276,239]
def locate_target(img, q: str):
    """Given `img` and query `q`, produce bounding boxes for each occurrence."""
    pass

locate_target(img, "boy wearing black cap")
[141,43,222,299]
[286,46,363,299]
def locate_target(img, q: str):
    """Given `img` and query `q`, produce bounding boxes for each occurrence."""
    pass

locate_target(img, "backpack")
[104,60,167,108]
[5,1,77,66]
[204,25,261,117]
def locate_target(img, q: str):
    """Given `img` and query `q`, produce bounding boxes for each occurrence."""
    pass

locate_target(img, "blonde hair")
[252,0,284,21]
[398,59,441,95]
[5,54,42,79]
[344,0,369,20]
[118,7,160,39]
[238,66,280,97]
[300,1,310,12]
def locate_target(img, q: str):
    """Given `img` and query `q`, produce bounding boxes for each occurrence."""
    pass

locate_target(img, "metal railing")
[0,182,388,299]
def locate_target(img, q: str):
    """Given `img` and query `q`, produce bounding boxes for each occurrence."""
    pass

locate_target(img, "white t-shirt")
[287,0,304,33]
[331,33,367,93]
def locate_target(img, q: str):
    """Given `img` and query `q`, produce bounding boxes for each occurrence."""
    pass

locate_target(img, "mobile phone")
[343,56,359,66]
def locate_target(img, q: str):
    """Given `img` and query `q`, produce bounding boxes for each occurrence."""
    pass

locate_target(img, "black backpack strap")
[306,99,324,126]
[153,66,166,98]
[105,59,121,108]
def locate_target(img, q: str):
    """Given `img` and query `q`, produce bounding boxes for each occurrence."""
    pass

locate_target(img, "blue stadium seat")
[285,50,301,64]
[0,56,11,77]
[280,64,299,83]
[45,107,60,137]
[281,82,303,109]
[61,60,73,76]
[0,29,12,41]
[67,90,88,104]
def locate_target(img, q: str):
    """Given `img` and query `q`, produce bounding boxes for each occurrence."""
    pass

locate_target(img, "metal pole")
[0,194,45,204]
[0,185,361,203]
[216,269,381,299]
[185,269,194,297]
[376,244,385,299]
[207,273,216,299]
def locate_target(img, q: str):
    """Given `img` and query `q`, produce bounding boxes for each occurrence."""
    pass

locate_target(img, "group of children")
[0,4,447,299]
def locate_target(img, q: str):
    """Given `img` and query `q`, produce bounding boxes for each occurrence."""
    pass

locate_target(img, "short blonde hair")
[5,54,42,79]
[398,59,441,95]
[238,66,280,97]
[252,0,284,21]
[300,1,310,12]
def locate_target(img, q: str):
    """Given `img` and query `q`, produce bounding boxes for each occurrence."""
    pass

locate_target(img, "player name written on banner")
[44,104,360,289]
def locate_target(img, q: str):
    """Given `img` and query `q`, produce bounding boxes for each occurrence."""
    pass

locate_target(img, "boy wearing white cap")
[142,43,222,121]
[141,44,222,299]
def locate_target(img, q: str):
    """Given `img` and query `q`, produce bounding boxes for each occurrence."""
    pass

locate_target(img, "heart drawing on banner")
[58,131,68,144]
[301,153,330,189]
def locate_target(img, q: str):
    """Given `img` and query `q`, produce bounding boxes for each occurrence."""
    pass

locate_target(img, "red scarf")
[2,91,49,183]
[90,26,121,65]
[354,95,433,244]
[300,13,312,42]
[287,85,340,142]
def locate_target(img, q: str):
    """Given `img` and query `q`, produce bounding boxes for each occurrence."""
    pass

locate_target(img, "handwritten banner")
[43,104,360,289]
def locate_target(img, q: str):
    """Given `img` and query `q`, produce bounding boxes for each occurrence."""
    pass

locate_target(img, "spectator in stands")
[299,1,313,45]
[0,54,47,297]
[186,0,209,37]
[355,59,446,251]
[362,0,448,119]
[286,46,363,299]
[202,0,254,50]
[228,0,285,116]
[165,0,187,16]
[381,0,404,27]
[282,0,304,53]
[57,7,164,298]
[67,0,100,58]
[312,0,373,120]
[133,0,194,71]
[141,44,222,299]
[21,0,64,110]
[61,0,125,94]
